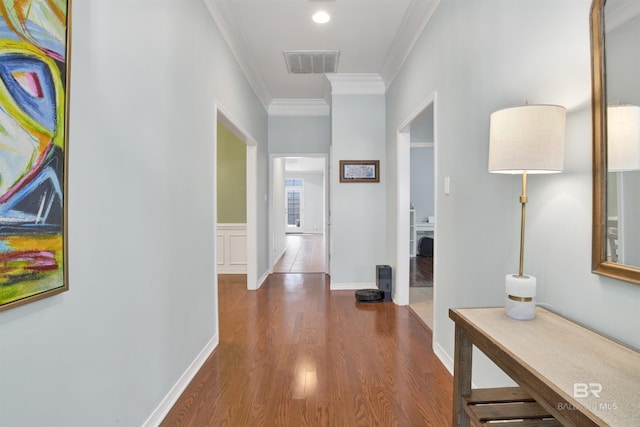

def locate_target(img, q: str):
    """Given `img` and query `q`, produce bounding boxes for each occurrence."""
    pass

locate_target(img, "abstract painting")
[0,0,70,311]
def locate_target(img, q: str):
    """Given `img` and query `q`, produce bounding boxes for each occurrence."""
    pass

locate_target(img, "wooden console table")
[449,307,640,426]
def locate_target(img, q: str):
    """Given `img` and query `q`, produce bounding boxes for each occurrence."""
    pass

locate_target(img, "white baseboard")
[392,291,405,305]
[272,248,286,269]
[143,334,218,427]
[330,282,376,291]
[433,340,454,376]
[257,271,270,289]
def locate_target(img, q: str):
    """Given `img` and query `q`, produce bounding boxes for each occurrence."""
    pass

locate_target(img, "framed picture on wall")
[339,160,380,183]
[0,1,71,311]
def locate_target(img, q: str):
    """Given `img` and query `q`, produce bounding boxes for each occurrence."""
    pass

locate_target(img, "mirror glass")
[604,1,640,265]
[592,0,640,284]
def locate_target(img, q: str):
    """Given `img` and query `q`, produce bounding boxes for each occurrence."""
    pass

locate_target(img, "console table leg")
[453,325,472,427]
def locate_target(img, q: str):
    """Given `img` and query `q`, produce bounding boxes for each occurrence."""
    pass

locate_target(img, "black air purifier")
[376,265,392,302]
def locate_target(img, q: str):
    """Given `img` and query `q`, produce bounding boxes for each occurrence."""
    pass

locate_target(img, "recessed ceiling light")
[312,11,330,24]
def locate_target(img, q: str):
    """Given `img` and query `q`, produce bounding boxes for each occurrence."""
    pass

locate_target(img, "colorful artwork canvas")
[0,1,70,311]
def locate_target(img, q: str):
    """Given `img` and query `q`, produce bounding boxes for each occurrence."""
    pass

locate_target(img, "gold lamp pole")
[488,104,566,320]
[518,172,527,278]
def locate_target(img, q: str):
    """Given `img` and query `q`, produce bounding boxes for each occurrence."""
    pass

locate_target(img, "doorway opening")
[270,155,329,274]
[396,94,437,332]
[214,104,257,291]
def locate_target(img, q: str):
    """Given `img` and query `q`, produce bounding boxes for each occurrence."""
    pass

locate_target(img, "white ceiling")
[203,0,440,110]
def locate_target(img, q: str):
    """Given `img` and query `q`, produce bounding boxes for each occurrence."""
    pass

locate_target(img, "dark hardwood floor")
[161,273,453,426]
[410,256,433,287]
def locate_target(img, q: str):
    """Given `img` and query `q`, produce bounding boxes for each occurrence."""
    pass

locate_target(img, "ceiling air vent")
[284,50,340,74]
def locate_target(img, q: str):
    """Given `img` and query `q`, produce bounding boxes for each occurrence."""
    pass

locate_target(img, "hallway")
[161,274,453,426]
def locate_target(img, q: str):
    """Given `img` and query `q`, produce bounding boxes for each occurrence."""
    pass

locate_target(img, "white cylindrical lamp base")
[504,274,536,320]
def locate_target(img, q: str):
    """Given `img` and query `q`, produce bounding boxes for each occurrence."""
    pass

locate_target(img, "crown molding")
[326,74,386,96]
[380,0,440,89]
[202,0,272,110]
[268,99,330,116]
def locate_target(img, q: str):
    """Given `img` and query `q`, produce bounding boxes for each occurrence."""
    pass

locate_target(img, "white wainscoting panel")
[216,224,247,274]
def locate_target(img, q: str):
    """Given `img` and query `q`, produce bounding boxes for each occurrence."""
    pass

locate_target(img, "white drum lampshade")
[489,105,566,175]
[488,104,566,320]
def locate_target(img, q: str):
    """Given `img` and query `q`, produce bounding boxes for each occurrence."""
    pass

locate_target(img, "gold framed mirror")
[591,0,640,285]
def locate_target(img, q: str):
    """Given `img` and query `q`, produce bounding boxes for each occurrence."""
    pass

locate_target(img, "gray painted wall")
[0,1,268,425]
[386,0,640,388]
[411,114,434,142]
[410,148,435,222]
[268,116,331,154]
[331,95,387,286]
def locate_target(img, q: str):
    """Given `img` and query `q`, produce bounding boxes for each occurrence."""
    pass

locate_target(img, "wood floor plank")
[410,256,433,287]
[273,234,325,273]
[161,273,453,426]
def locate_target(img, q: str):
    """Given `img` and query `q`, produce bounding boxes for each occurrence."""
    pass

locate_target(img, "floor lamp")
[488,104,566,320]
